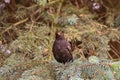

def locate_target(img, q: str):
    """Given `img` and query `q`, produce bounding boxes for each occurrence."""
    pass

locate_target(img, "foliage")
[52,56,120,80]
[17,64,54,80]
[0,0,120,80]
[110,61,120,79]
[34,0,48,6]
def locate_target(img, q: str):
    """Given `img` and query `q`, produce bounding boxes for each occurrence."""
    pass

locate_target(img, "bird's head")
[55,30,65,39]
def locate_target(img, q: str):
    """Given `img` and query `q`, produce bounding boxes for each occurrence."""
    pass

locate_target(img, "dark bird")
[52,30,73,64]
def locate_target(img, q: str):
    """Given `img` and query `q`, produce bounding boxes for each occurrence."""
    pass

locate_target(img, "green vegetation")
[0,0,120,80]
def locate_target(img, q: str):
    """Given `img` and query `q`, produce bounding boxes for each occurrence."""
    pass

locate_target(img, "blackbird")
[52,30,73,64]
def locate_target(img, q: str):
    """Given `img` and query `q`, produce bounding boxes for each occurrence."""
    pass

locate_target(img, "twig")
[57,1,63,16]
[107,52,113,60]
[116,40,120,45]
[31,0,61,22]
[29,0,62,30]
[109,44,120,58]
[2,18,29,34]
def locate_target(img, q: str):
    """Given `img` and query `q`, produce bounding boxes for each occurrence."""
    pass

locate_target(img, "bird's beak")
[57,32,61,35]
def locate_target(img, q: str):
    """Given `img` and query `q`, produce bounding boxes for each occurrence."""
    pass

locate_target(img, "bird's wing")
[59,41,72,58]
[66,41,72,52]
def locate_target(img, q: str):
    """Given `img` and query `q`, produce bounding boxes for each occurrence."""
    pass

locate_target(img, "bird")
[52,30,73,64]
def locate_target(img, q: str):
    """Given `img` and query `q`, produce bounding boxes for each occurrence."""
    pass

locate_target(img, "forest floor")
[0,0,120,80]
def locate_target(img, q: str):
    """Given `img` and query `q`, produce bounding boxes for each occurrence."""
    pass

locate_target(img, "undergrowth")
[0,0,120,80]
